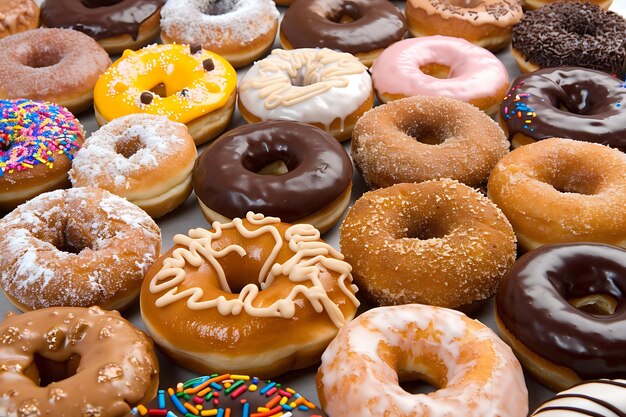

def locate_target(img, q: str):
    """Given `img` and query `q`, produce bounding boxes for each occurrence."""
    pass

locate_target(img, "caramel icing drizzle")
[149,212,359,327]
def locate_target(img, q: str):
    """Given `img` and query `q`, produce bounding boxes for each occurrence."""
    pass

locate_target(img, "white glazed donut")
[532,379,626,416]
[238,48,374,141]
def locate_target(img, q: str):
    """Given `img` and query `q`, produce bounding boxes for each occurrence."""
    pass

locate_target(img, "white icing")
[532,379,626,417]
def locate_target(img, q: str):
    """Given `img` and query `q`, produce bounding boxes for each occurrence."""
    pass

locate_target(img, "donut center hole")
[548,176,597,195]
[31,353,81,387]
[569,294,618,315]
[54,228,92,255]
[405,218,448,240]
[289,68,318,87]
[403,123,447,146]
[26,50,61,69]
[445,0,485,7]
[328,3,361,23]
[200,0,236,15]
[399,379,438,395]
[80,0,124,7]
[256,160,289,176]
[115,136,145,159]
[150,83,168,98]
[420,63,452,79]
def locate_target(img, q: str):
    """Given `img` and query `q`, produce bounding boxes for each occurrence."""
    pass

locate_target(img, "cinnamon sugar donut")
[0,0,39,39]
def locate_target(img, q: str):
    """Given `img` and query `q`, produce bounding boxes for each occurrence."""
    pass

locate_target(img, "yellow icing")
[94,44,237,124]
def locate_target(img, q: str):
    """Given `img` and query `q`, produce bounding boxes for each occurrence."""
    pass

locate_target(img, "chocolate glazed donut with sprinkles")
[0,99,83,211]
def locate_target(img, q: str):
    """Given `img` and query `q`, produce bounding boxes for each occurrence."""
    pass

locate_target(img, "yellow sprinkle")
[231,375,250,381]
[257,407,269,412]
[248,384,257,392]
[286,388,296,394]
[279,396,288,405]
[201,410,218,416]
[524,120,531,123]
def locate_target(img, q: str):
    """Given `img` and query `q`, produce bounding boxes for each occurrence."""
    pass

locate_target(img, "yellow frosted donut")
[94,43,237,145]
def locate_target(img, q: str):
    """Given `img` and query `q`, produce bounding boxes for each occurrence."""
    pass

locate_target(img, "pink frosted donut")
[370,35,509,115]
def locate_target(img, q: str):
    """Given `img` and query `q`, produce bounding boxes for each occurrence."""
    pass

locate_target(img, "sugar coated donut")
[0,187,161,311]
[0,28,111,114]
[500,67,626,150]
[317,304,528,417]
[488,138,626,251]
[340,180,516,311]
[161,0,279,68]
[352,96,509,189]
[238,48,373,141]
[0,99,83,212]
[0,306,159,417]
[280,0,407,67]
[70,114,197,218]
[94,43,237,145]
[511,2,626,77]
[192,121,352,233]
[531,379,626,416]
[0,0,39,39]
[405,0,523,51]
[41,0,164,54]
[141,212,359,378]
[370,36,509,115]
[496,243,626,391]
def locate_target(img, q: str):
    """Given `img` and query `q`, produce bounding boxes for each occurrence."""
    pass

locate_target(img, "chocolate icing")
[40,0,163,40]
[496,243,626,380]
[192,121,352,222]
[500,67,626,151]
[280,0,406,54]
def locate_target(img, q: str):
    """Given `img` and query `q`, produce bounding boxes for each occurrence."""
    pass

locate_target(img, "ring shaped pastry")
[0,306,159,417]
[496,243,626,391]
[0,0,39,39]
[317,305,528,417]
[531,379,626,416]
[192,121,352,233]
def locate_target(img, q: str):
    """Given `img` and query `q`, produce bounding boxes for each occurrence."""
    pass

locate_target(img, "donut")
[280,0,407,67]
[370,36,509,115]
[94,44,237,145]
[238,48,373,142]
[192,121,352,233]
[500,67,626,150]
[140,212,360,378]
[0,187,161,312]
[531,379,626,416]
[135,374,327,416]
[0,28,111,114]
[511,2,626,78]
[0,99,83,212]
[0,0,39,39]
[340,180,517,311]
[496,243,626,391]
[40,0,164,54]
[161,0,280,68]
[70,114,197,219]
[487,138,626,251]
[523,0,612,11]
[0,306,159,417]
[317,304,529,417]
[405,0,523,51]
[352,96,510,189]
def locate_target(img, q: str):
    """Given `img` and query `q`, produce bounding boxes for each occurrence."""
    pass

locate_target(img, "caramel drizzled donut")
[0,0,39,39]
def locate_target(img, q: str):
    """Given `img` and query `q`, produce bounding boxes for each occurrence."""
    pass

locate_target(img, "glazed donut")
[280,0,406,67]
[511,2,626,77]
[0,0,39,39]
[40,0,163,54]
[496,243,626,391]
[0,187,161,311]
[500,67,626,150]
[94,44,237,145]
[193,122,352,233]
[405,0,523,51]
[352,96,509,189]
[161,0,279,68]
[238,48,373,142]
[340,180,517,311]
[487,138,626,251]
[317,305,528,417]
[140,212,360,378]
[0,306,159,417]
[531,379,626,416]
[70,114,197,218]
[0,28,111,114]
[370,36,509,115]
[0,99,83,212]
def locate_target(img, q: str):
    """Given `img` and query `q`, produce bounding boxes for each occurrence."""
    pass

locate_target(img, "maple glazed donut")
[192,121,353,233]
[340,180,517,311]
[280,0,407,67]
[317,305,529,417]
[531,379,626,416]
[161,0,280,68]
[496,243,626,391]
[0,28,111,114]
[488,138,626,251]
[238,48,373,142]
[0,187,161,312]
[141,212,360,378]
[352,96,509,189]
[0,306,159,417]
[370,36,509,115]
[0,0,39,39]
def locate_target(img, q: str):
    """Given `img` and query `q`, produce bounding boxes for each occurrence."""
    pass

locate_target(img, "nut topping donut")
[0,0,39,39]
[141,212,360,378]
[317,305,529,417]
[192,121,353,233]
[0,187,161,312]
[531,379,626,416]
[0,306,159,417]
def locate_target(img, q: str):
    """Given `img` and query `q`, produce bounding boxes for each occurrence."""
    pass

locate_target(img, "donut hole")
[399,378,438,395]
[546,173,599,195]
[115,136,145,159]
[242,148,300,176]
[568,294,618,315]
[419,63,452,79]
[402,123,448,146]
[52,227,93,255]
[149,83,168,98]
[446,0,485,7]
[327,3,361,23]
[200,0,237,15]
[25,49,62,69]
[81,0,124,7]
[405,219,448,240]
[256,160,289,176]
[29,353,81,387]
